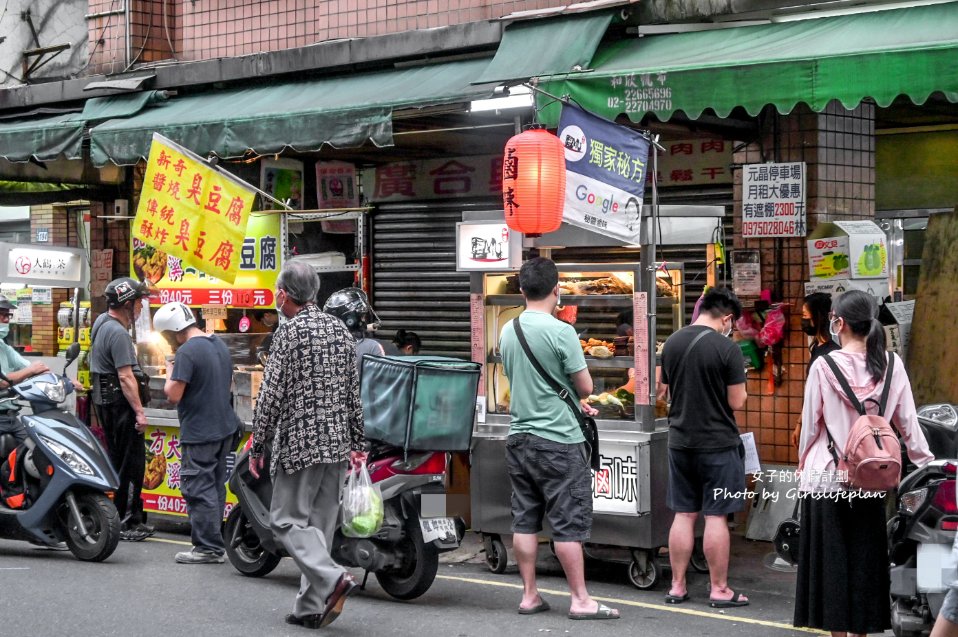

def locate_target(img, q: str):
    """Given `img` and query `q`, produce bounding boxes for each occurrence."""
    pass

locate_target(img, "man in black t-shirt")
[657,287,749,609]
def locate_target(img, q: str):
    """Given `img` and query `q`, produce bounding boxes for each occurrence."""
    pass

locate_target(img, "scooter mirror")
[64,342,81,369]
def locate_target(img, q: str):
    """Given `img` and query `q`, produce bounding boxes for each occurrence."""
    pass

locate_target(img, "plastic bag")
[757,306,787,348]
[341,462,384,538]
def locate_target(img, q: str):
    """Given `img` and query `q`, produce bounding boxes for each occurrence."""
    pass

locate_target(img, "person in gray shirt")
[323,287,390,372]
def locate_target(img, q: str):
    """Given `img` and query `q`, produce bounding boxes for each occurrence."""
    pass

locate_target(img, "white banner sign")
[592,442,639,515]
[741,162,807,238]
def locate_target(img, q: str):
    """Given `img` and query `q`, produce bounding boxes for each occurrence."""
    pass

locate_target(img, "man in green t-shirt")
[499,257,619,621]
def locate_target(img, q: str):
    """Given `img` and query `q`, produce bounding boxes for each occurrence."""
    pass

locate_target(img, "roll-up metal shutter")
[371,202,495,359]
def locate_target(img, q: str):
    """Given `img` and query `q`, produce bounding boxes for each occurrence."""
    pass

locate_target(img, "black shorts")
[505,433,593,542]
[667,446,746,516]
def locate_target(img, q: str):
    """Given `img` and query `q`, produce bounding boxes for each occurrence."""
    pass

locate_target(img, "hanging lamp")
[501,127,566,237]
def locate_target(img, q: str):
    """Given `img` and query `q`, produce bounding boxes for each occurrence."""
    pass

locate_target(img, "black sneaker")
[119,529,150,542]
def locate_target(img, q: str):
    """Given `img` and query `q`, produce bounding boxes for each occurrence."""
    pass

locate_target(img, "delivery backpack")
[0,445,27,509]
[820,353,901,492]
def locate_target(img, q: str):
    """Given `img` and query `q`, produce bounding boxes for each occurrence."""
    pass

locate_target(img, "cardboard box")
[808,220,889,280]
[881,300,915,359]
[805,279,889,303]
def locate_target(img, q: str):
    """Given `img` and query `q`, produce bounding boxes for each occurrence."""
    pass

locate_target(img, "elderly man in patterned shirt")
[250,261,367,630]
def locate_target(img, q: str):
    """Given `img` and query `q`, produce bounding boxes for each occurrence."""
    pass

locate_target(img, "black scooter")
[0,343,121,561]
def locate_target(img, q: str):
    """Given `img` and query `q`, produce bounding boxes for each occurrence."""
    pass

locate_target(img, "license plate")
[917,543,953,592]
[419,517,457,543]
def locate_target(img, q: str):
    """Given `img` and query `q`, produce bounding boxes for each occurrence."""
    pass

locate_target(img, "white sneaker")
[175,549,225,564]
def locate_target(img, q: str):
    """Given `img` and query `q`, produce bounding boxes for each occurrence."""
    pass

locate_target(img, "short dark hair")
[700,286,742,321]
[519,257,559,301]
[803,292,833,341]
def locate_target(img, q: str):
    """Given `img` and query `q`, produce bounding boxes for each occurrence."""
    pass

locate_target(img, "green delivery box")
[360,356,481,452]
[807,220,888,280]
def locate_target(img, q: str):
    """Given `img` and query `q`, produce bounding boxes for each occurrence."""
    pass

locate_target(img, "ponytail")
[865,317,887,382]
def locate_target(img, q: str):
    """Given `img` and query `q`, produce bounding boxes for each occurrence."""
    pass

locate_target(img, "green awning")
[81,90,165,121]
[90,58,496,166]
[538,3,958,125]
[0,112,85,162]
[473,11,614,85]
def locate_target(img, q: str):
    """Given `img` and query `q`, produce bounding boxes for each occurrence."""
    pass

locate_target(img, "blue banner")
[557,105,650,243]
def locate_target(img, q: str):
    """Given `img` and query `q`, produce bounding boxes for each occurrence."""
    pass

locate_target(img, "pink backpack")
[821,353,901,492]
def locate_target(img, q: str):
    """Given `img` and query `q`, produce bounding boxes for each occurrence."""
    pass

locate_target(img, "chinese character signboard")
[0,244,87,288]
[132,133,256,284]
[132,213,281,309]
[316,161,359,208]
[371,155,503,202]
[141,425,250,517]
[558,105,650,244]
[91,249,114,298]
[455,221,521,272]
[741,162,807,238]
[657,138,732,187]
[731,250,762,297]
[592,442,640,515]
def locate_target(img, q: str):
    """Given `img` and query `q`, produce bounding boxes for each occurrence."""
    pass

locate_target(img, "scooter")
[224,439,464,600]
[888,403,958,637]
[0,343,121,561]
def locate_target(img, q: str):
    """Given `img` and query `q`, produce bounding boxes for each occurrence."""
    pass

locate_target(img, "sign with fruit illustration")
[807,220,888,280]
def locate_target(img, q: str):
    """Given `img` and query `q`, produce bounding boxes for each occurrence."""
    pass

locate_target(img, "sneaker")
[28,539,69,551]
[129,523,155,537]
[175,548,225,564]
[120,529,151,542]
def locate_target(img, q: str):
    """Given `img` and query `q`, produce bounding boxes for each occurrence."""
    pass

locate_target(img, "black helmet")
[105,277,149,309]
[0,294,16,312]
[323,287,376,331]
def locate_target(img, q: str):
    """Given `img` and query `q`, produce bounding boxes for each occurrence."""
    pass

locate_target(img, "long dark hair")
[832,290,887,382]
[803,292,832,342]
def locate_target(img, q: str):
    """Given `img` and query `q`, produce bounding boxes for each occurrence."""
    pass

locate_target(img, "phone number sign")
[741,162,807,238]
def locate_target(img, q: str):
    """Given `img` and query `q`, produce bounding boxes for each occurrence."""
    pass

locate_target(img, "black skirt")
[793,493,891,634]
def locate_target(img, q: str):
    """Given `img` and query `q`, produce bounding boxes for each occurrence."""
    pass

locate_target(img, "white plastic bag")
[341,462,384,538]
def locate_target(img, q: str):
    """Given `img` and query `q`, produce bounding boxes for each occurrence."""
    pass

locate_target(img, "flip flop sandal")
[568,603,620,620]
[518,599,550,615]
[664,593,690,604]
[709,592,749,608]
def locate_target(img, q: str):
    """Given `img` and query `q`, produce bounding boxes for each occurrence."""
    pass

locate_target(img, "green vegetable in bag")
[341,463,384,538]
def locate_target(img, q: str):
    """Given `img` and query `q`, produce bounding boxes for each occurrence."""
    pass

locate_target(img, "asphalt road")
[0,530,829,637]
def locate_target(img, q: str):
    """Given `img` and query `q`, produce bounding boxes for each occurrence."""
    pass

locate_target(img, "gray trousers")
[180,436,232,555]
[270,461,347,616]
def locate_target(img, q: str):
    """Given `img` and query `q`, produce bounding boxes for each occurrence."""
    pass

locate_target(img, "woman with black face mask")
[792,292,840,448]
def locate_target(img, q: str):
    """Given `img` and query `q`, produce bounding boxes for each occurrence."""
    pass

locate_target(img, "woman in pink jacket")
[793,290,933,637]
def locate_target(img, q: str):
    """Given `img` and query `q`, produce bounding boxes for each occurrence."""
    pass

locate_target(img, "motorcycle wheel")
[690,538,709,573]
[375,519,439,600]
[64,492,120,562]
[223,507,281,577]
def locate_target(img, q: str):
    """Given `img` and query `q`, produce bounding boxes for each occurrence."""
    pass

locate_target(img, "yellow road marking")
[435,574,825,635]
[145,536,193,546]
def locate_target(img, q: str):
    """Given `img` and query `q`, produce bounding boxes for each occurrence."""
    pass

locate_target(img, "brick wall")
[87,0,571,73]
[28,206,84,355]
[732,100,875,465]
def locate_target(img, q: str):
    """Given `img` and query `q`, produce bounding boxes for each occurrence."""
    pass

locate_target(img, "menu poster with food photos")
[132,133,256,284]
[141,425,250,517]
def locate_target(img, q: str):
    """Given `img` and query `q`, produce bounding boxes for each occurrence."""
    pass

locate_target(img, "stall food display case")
[469,262,706,590]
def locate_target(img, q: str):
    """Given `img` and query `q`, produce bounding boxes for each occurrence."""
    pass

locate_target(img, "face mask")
[0,323,9,339]
[801,319,816,336]
[828,317,841,337]
[722,318,733,338]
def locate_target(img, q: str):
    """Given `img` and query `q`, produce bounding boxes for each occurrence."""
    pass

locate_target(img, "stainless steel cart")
[468,261,707,589]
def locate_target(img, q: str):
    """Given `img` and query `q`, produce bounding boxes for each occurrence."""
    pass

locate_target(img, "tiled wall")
[28,206,80,356]
[87,0,570,74]
[732,101,876,465]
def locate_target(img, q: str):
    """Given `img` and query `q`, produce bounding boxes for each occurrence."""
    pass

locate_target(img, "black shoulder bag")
[512,317,601,472]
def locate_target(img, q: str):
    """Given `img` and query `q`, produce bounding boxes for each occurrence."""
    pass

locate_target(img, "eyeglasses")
[0,313,11,321]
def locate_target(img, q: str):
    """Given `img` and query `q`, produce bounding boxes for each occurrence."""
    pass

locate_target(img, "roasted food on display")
[580,338,615,357]
[143,451,167,490]
[133,245,168,284]
[558,274,632,296]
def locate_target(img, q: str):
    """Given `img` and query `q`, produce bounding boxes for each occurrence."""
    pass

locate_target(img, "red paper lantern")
[502,128,566,237]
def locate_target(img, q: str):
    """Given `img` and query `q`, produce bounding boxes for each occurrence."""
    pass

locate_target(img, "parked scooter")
[888,403,958,637]
[224,439,464,600]
[0,343,121,561]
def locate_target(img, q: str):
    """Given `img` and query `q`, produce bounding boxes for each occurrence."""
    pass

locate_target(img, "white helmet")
[153,302,196,334]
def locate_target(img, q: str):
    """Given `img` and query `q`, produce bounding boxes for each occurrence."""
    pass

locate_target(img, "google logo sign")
[575,185,621,214]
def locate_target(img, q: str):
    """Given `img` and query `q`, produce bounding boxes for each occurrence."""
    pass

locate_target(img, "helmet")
[323,287,374,331]
[153,302,196,334]
[0,294,16,312]
[105,277,149,308]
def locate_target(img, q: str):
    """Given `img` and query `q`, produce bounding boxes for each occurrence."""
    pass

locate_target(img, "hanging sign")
[91,249,114,298]
[132,133,256,284]
[370,155,503,202]
[132,214,281,309]
[741,162,807,238]
[455,221,522,271]
[731,250,762,297]
[558,105,650,243]
[316,161,359,233]
[260,158,304,210]
[655,138,732,186]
